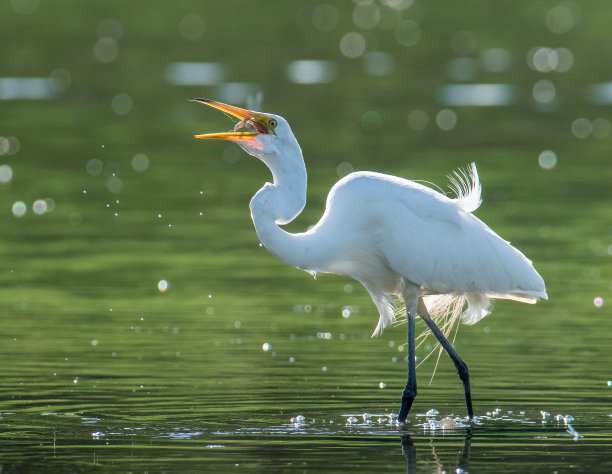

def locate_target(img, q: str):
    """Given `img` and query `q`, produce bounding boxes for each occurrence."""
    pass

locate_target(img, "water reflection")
[401,432,471,474]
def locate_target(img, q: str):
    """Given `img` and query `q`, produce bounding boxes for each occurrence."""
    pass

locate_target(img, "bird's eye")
[268,119,277,128]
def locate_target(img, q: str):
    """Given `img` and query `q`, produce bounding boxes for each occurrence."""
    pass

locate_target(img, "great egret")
[193,99,547,422]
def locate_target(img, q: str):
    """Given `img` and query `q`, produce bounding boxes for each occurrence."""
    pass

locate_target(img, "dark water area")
[1,0,611,471]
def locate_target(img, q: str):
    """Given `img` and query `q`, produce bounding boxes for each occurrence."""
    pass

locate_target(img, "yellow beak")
[192,99,270,141]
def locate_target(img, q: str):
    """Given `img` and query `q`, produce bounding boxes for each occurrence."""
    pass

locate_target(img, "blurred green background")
[1,0,611,471]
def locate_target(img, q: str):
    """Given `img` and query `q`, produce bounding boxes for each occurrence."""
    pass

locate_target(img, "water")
[2,0,612,471]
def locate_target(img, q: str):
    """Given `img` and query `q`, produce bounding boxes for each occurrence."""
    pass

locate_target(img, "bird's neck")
[249,147,311,271]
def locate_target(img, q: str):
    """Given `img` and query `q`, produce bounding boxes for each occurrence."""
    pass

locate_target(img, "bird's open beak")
[192,98,271,142]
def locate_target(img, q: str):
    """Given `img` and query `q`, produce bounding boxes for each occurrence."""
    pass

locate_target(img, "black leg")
[417,299,474,420]
[398,281,419,423]
[398,308,416,423]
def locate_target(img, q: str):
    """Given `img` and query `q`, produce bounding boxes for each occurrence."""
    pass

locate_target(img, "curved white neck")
[249,146,311,271]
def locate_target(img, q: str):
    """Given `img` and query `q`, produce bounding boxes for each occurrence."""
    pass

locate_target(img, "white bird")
[193,99,547,422]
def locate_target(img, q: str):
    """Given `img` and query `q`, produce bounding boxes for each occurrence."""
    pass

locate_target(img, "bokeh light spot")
[363,52,394,76]
[0,137,20,156]
[286,60,336,84]
[12,201,27,217]
[93,37,119,63]
[381,0,414,10]
[340,32,366,58]
[395,20,421,47]
[106,176,123,194]
[0,165,13,184]
[436,109,457,130]
[32,199,47,215]
[131,153,149,172]
[353,3,380,29]
[546,4,576,34]
[312,4,339,31]
[111,93,133,116]
[538,150,557,170]
[86,159,103,176]
[361,110,381,129]
[532,79,556,104]
[336,161,354,178]
[571,118,591,138]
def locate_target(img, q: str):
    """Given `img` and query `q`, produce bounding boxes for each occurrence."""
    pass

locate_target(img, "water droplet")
[158,280,169,292]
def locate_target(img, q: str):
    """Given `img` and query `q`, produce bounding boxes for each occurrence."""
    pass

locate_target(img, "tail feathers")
[448,162,482,213]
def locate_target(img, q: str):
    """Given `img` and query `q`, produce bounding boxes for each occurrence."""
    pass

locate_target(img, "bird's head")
[192,99,293,160]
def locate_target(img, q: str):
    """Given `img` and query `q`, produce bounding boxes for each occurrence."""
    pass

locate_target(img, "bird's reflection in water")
[400,428,472,474]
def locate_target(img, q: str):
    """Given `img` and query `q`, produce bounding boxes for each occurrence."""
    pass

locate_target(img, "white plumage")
[193,99,547,421]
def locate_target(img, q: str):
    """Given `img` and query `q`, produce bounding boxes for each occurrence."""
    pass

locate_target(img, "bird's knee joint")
[457,365,469,382]
[402,387,417,398]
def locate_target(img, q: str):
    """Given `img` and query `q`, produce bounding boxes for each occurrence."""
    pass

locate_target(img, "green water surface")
[1,1,611,472]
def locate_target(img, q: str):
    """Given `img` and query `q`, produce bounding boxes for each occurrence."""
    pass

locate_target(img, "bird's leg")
[398,282,419,423]
[417,299,474,420]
